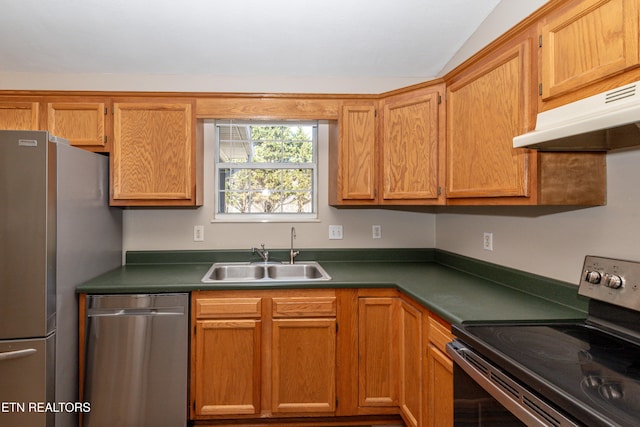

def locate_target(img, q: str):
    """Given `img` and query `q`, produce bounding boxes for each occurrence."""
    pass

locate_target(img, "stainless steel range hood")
[513,81,640,151]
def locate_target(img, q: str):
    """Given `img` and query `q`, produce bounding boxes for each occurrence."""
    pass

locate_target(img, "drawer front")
[272,296,337,318]
[195,297,262,319]
[428,316,453,354]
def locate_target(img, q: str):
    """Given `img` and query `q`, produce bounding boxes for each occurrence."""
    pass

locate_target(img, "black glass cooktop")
[456,322,640,427]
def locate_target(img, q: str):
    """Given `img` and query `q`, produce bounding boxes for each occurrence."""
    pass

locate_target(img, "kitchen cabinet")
[191,290,338,421]
[0,100,40,130]
[540,0,640,108]
[356,291,425,427]
[446,32,607,205]
[192,296,262,417]
[357,296,399,408]
[329,102,378,205]
[111,98,202,206]
[381,86,444,205]
[447,39,533,202]
[426,315,454,427]
[330,84,444,207]
[46,99,109,152]
[398,298,423,427]
[271,296,337,414]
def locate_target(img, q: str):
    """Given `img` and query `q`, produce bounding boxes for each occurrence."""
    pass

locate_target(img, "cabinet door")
[358,297,398,407]
[112,100,196,206]
[382,90,441,202]
[193,319,261,417]
[336,103,378,203]
[271,318,336,414]
[541,0,639,101]
[399,300,422,427]
[426,316,454,427]
[0,101,39,130]
[446,41,532,200]
[426,344,453,427]
[47,101,108,151]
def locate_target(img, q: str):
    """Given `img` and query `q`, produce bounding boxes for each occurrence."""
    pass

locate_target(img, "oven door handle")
[446,340,579,427]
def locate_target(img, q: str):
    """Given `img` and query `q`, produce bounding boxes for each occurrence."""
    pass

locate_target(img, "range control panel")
[579,256,640,311]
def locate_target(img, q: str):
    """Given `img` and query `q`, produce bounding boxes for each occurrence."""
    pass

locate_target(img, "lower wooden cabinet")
[358,296,399,408]
[191,290,338,421]
[191,288,454,426]
[426,314,454,427]
[399,299,423,427]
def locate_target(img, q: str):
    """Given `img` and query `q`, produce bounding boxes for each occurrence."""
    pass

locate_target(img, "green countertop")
[77,249,589,325]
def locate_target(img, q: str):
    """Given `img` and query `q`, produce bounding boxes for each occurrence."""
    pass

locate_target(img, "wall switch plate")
[483,232,493,251]
[329,225,343,240]
[372,225,382,239]
[194,225,204,242]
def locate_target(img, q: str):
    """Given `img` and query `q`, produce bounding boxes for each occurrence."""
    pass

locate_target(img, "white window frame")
[212,119,319,223]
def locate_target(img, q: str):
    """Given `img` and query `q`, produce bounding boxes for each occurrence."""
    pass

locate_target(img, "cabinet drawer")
[428,316,453,354]
[272,296,337,318]
[195,297,262,319]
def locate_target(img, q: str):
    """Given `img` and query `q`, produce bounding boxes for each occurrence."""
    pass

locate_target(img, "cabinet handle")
[0,348,37,362]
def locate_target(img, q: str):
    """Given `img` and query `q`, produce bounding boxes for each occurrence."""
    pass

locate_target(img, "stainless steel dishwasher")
[83,293,189,427]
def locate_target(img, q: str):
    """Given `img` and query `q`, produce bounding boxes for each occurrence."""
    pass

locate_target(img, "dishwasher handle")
[87,306,185,317]
[0,348,37,362]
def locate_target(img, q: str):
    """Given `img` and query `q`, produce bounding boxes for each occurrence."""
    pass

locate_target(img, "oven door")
[446,340,580,427]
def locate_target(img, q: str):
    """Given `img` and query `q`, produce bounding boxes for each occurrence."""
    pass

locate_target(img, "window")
[214,120,318,221]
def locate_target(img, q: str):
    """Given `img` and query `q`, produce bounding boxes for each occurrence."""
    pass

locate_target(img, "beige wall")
[436,149,640,284]
[123,121,436,253]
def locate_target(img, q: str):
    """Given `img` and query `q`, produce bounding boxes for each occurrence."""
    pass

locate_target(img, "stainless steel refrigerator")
[0,130,122,427]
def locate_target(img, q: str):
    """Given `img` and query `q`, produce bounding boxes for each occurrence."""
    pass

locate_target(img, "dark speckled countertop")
[77,249,589,325]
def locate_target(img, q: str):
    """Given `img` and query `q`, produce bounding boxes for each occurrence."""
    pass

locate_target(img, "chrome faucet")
[252,244,269,262]
[290,227,299,264]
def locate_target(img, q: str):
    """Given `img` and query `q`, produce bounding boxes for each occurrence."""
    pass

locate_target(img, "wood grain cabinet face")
[398,300,422,427]
[112,100,197,206]
[0,101,40,130]
[271,318,337,414]
[333,103,378,204]
[426,316,454,427]
[540,0,640,101]
[47,101,108,151]
[193,319,262,417]
[357,297,399,408]
[192,296,262,418]
[446,41,532,200]
[191,291,338,421]
[382,90,441,203]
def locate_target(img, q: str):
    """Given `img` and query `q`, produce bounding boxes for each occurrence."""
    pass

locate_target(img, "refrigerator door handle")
[0,348,37,361]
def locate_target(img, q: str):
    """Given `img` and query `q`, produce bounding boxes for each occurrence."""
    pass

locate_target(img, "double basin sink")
[201,261,331,283]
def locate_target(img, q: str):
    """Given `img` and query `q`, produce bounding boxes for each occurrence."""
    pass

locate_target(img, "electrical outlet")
[329,225,343,240]
[483,232,493,251]
[372,225,382,239]
[194,225,204,242]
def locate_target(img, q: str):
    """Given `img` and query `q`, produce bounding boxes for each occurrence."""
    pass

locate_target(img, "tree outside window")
[216,121,317,217]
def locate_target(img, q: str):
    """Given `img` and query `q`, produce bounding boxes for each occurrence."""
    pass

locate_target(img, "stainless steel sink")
[201,261,331,283]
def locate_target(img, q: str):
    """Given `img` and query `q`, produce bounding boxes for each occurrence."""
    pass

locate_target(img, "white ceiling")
[0,0,503,80]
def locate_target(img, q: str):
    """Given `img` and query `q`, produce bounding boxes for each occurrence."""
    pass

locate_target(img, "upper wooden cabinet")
[111,99,202,206]
[446,30,607,206]
[47,99,109,152]
[540,0,640,105]
[330,85,445,207]
[447,40,533,202]
[330,102,378,205]
[0,100,40,130]
[381,86,444,205]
